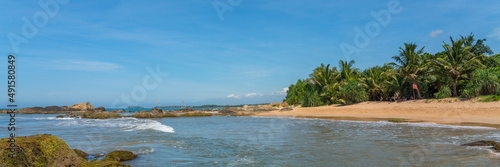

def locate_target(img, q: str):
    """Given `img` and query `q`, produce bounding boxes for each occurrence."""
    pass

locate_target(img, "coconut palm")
[338,60,359,82]
[388,43,426,99]
[362,66,392,101]
[310,63,339,88]
[429,37,486,96]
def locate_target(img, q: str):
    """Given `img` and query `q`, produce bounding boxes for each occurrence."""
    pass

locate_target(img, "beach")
[256,99,500,128]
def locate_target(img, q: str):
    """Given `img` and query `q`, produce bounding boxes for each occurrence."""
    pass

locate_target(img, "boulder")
[104,151,137,162]
[56,115,64,118]
[95,107,106,112]
[0,134,86,166]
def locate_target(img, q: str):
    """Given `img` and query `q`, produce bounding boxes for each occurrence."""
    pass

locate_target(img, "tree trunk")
[413,81,422,99]
[452,79,458,97]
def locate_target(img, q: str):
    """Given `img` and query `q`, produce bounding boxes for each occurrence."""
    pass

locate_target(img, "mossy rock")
[494,144,500,151]
[56,115,64,118]
[0,134,86,167]
[73,149,89,159]
[104,151,137,162]
[79,159,131,167]
[461,140,499,146]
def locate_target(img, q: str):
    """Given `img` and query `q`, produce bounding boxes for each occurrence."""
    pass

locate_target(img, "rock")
[69,101,94,111]
[177,108,196,112]
[1,102,96,114]
[461,140,499,146]
[0,134,86,166]
[104,151,137,162]
[494,144,500,151]
[219,108,239,114]
[132,108,166,118]
[56,115,64,118]
[73,149,89,159]
[95,107,106,112]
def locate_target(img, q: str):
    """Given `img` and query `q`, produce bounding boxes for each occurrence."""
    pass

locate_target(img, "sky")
[1,0,499,108]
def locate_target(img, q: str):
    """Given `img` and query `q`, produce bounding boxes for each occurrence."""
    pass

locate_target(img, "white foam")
[132,147,155,155]
[56,117,175,133]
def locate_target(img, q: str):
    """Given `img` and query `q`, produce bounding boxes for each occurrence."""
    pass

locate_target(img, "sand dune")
[256,99,500,128]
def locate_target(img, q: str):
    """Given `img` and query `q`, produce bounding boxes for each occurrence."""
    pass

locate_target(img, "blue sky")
[1,0,500,107]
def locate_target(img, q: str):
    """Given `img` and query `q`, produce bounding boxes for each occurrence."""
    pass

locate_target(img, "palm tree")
[388,43,426,99]
[339,60,359,82]
[310,63,339,88]
[429,37,485,96]
[362,66,392,101]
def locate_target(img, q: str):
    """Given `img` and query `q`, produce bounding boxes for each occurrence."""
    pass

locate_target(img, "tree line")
[285,33,500,107]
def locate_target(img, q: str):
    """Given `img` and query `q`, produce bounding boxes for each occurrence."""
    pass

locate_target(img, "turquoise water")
[1,114,500,166]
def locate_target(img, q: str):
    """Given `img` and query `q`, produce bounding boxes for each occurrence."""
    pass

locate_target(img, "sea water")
[1,114,499,166]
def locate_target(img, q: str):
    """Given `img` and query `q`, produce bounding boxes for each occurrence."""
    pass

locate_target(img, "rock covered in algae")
[104,151,137,162]
[0,134,86,167]
[0,134,135,167]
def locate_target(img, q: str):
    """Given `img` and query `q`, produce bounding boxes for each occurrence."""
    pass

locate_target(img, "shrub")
[434,86,452,98]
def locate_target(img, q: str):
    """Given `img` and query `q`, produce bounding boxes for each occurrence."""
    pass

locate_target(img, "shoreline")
[255,99,500,129]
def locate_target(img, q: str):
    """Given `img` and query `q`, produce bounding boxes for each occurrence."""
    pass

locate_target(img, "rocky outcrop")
[69,102,94,111]
[132,108,165,118]
[0,134,136,167]
[1,102,96,114]
[0,134,87,166]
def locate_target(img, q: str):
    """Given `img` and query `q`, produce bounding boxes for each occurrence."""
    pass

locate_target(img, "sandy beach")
[256,99,500,128]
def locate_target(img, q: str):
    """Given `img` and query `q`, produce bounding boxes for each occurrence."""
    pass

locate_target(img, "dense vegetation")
[285,34,500,106]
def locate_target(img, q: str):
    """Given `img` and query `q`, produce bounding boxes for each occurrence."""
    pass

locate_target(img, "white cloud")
[429,30,444,38]
[52,60,120,71]
[489,27,500,40]
[281,87,289,94]
[227,94,240,98]
[245,93,258,97]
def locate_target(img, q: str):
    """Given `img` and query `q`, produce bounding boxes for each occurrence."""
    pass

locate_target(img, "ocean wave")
[56,117,175,133]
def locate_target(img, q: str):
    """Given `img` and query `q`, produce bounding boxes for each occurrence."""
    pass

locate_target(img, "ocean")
[1,114,500,166]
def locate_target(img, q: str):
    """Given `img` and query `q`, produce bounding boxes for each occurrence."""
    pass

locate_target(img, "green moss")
[73,149,88,159]
[104,151,137,162]
[387,118,409,123]
[0,134,86,167]
[79,159,131,167]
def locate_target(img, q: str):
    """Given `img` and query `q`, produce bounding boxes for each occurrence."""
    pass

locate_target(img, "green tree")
[339,60,359,82]
[388,43,426,99]
[429,37,486,96]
